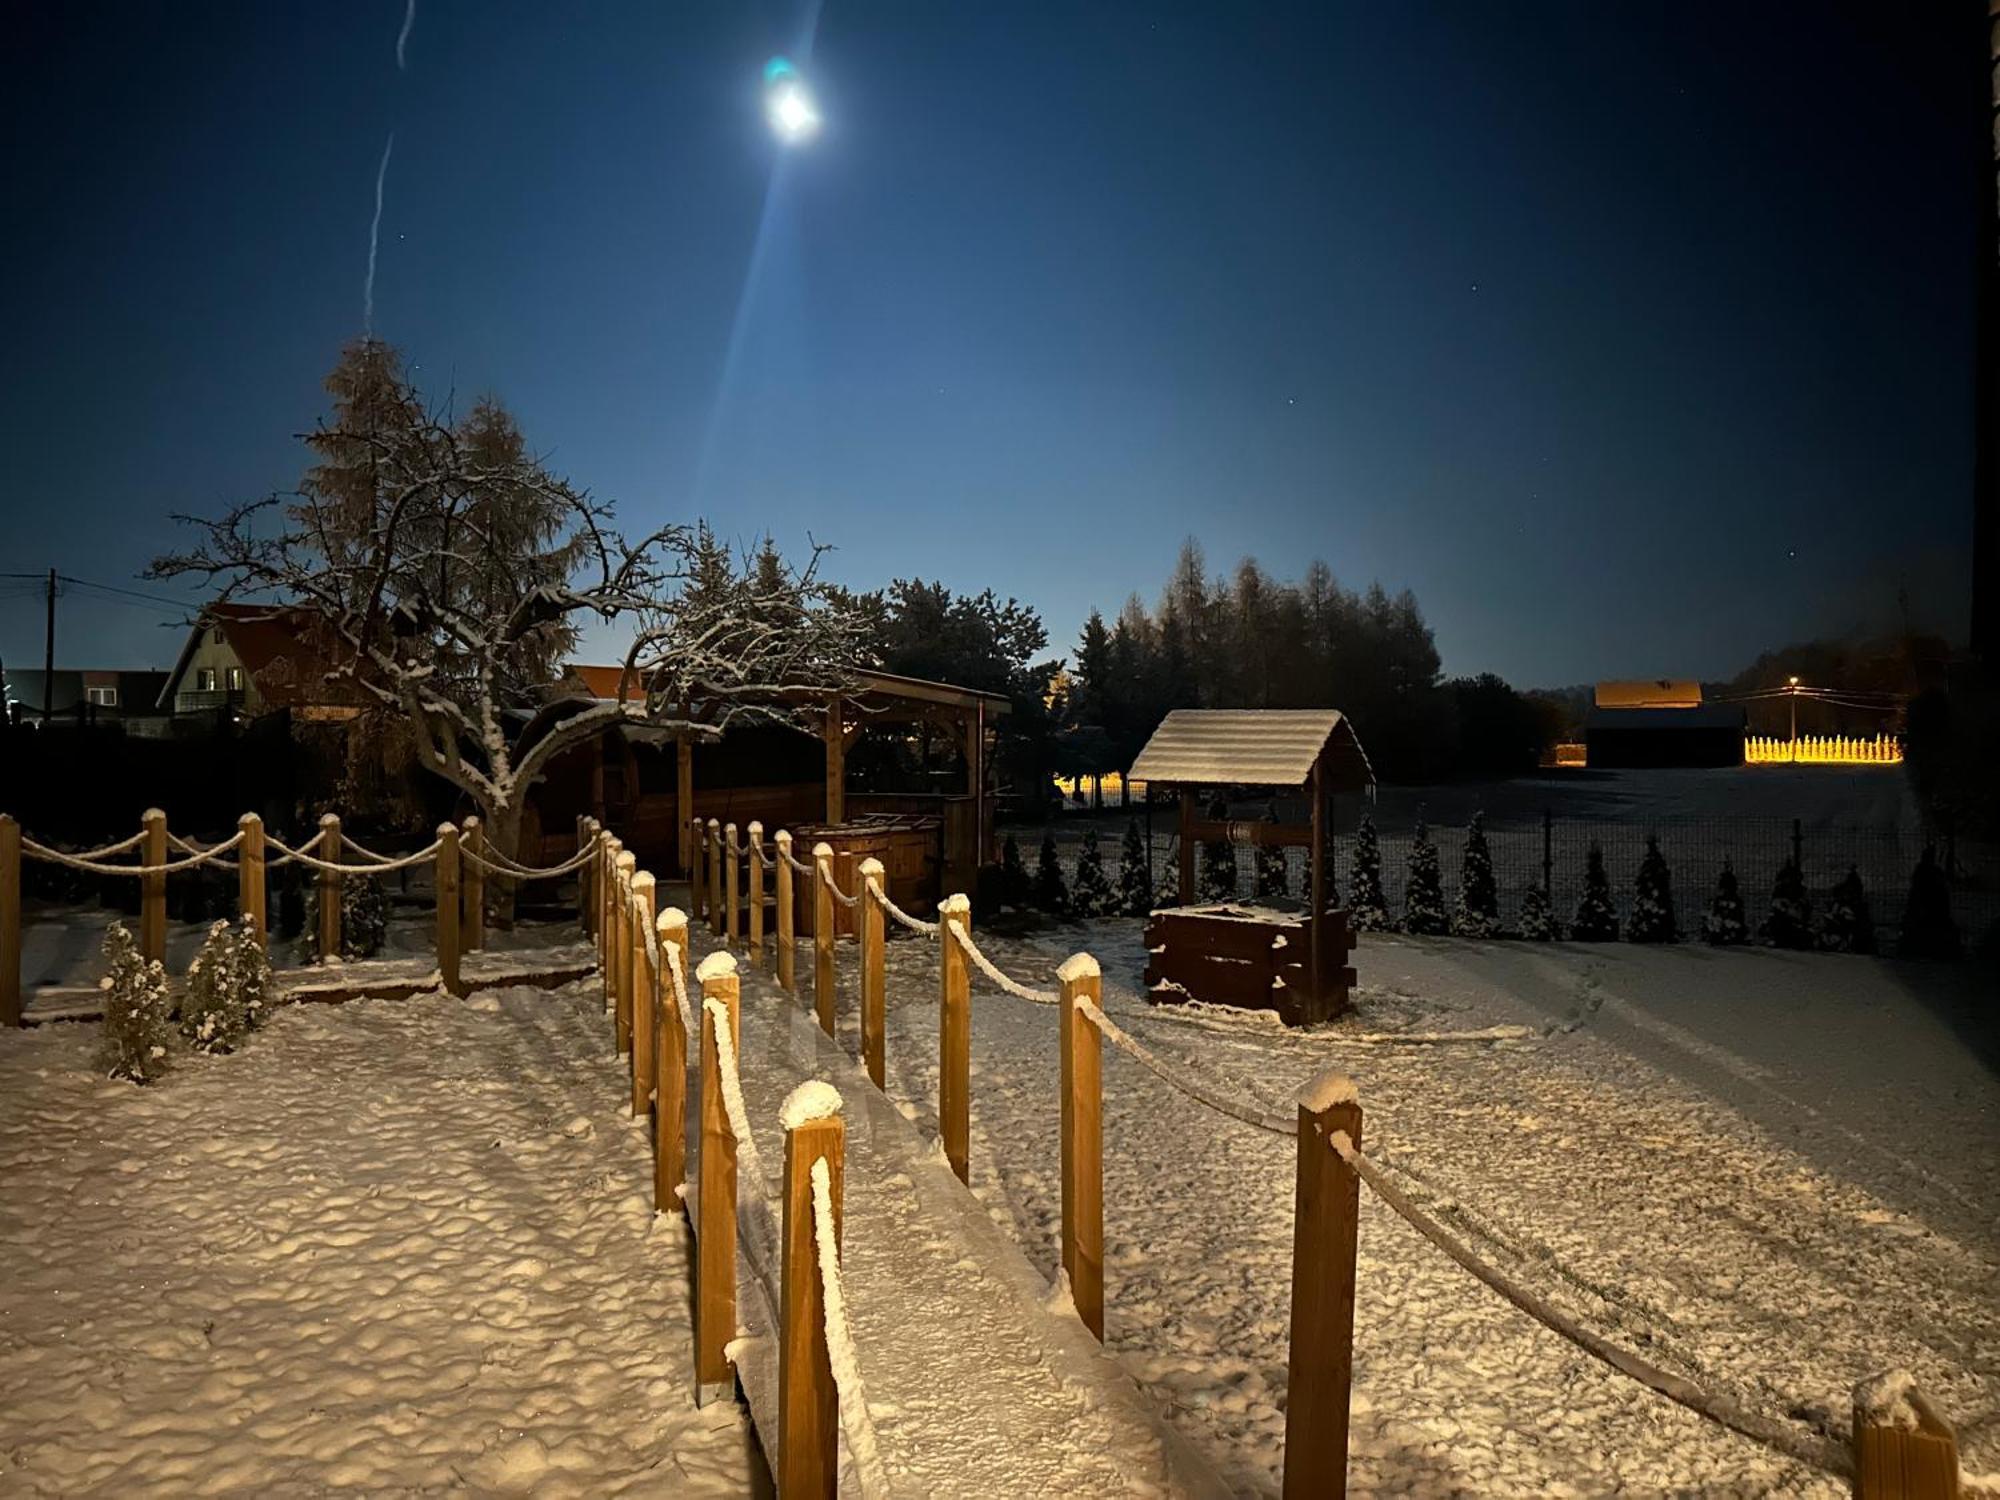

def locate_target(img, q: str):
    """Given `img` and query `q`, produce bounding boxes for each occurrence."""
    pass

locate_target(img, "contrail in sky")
[363,133,395,332]
[395,0,415,69]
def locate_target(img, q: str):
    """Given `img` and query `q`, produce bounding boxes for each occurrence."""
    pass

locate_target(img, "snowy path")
[687,932,1230,1498]
[857,921,1999,1497]
[0,983,758,1497]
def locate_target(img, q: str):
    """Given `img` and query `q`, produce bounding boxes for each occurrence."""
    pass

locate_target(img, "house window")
[85,686,118,707]
[225,666,244,692]
[196,668,217,692]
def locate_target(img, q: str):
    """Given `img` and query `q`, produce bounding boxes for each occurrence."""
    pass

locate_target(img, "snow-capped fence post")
[655,908,689,1211]
[238,813,266,950]
[813,842,836,1036]
[1058,953,1104,1341]
[1852,1373,1959,1499]
[747,821,765,963]
[776,829,797,993]
[631,870,657,1118]
[315,813,341,964]
[695,950,740,1402]
[0,813,20,1029]
[435,822,462,997]
[725,822,741,947]
[707,820,724,938]
[141,808,168,964]
[939,894,972,1185]
[779,1084,845,1498]
[461,817,485,953]
[614,850,638,1056]
[1283,1069,1362,1500]
[858,857,886,1087]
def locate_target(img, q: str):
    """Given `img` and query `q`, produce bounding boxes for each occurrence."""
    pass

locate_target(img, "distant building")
[156,604,362,723]
[1584,680,1745,768]
[2,668,172,732]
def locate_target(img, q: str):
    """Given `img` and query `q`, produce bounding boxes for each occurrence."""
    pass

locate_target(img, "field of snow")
[0,981,758,1497]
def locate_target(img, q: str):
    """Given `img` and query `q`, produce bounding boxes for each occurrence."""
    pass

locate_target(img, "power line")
[55,575,195,611]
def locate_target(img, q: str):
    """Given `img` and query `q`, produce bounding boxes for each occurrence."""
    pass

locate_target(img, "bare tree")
[153,339,864,859]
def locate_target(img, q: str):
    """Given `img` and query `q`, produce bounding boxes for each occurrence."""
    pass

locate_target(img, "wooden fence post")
[1853,1375,1961,1500]
[725,822,741,947]
[1283,1069,1362,1500]
[775,829,796,993]
[655,907,689,1212]
[1,813,20,1029]
[316,812,342,963]
[436,823,462,997]
[708,820,724,937]
[939,893,972,1185]
[689,815,705,928]
[631,871,657,1118]
[577,816,591,933]
[615,850,637,1056]
[813,843,837,1035]
[696,950,740,1402]
[596,834,613,999]
[237,813,266,949]
[1059,952,1104,1340]
[780,1086,845,1499]
[140,807,167,964]
[462,816,485,952]
[747,820,765,963]
[858,857,886,1087]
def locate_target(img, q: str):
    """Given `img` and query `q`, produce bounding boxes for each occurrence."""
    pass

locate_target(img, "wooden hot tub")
[790,815,941,938]
[1142,903,1355,1027]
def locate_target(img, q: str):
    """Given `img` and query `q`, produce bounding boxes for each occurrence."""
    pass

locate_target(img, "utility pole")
[41,569,55,727]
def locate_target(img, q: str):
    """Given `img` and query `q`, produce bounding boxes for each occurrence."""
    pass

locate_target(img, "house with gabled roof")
[156,603,364,722]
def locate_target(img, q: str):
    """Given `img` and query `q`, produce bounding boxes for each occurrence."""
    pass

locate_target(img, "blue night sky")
[0,2,1983,686]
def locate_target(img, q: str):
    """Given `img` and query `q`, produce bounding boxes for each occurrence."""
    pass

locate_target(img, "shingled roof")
[1128,709,1374,791]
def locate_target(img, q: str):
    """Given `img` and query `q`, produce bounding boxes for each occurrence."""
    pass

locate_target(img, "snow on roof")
[1127,709,1373,790]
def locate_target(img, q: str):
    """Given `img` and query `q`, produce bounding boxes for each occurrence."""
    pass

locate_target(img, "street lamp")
[1787,676,1801,758]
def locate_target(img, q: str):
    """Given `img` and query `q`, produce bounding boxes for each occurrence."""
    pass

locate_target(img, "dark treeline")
[1064,541,1560,791]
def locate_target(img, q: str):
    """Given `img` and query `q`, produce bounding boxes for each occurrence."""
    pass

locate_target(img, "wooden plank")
[780,1108,845,1498]
[1284,1072,1361,1500]
[1853,1381,1961,1499]
[696,952,740,1395]
[939,895,971,1184]
[859,856,886,1087]
[1060,955,1104,1340]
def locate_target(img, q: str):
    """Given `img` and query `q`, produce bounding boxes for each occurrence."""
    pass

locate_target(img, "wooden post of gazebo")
[823,693,846,825]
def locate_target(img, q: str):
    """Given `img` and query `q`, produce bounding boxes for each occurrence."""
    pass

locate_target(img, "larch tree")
[152,339,865,863]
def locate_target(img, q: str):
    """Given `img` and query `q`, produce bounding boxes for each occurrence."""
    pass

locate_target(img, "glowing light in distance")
[764,57,820,143]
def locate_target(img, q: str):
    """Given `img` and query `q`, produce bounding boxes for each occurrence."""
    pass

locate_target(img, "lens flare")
[763,55,820,143]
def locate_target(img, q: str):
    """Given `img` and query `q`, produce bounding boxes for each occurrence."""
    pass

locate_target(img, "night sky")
[0,2,1985,686]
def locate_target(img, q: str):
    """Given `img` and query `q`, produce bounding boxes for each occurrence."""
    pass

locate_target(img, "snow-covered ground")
[846,920,2000,1496]
[0,981,758,1497]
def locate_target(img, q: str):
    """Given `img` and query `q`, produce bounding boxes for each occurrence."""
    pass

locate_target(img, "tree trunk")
[484,799,525,928]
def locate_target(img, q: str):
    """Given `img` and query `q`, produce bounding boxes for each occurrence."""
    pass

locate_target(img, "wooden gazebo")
[1130,708,1374,1026]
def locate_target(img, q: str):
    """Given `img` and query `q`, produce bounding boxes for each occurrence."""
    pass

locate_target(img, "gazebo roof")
[1128,708,1373,791]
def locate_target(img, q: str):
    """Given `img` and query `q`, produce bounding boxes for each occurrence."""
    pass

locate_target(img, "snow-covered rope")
[167,831,237,857]
[946,921,1057,1005]
[810,1155,893,1500]
[866,875,938,937]
[258,829,323,868]
[459,842,597,881]
[21,831,245,878]
[664,941,698,1038]
[781,846,816,877]
[475,839,598,878]
[40,829,150,860]
[1075,997,1296,1136]
[702,991,782,1265]
[1325,1129,1851,1479]
[820,863,860,910]
[261,835,442,876]
[331,837,401,866]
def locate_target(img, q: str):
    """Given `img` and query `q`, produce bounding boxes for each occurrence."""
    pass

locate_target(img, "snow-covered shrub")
[1451,813,1501,937]
[1117,821,1153,917]
[1198,829,1236,904]
[233,915,274,1029]
[1033,833,1071,917]
[1254,818,1289,900]
[1702,861,1748,946]
[999,835,1031,910]
[1626,836,1677,943]
[1898,846,1960,959]
[98,923,173,1085]
[1347,815,1391,931]
[1518,884,1559,940]
[181,920,249,1054]
[312,875,389,960]
[1817,866,1876,954]
[1401,821,1447,936]
[1761,858,1813,950]
[1070,829,1117,918]
[1570,843,1620,941]
[1153,838,1183,911]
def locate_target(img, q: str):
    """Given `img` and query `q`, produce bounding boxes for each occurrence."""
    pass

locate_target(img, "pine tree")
[1451,813,1501,937]
[181,919,249,1054]
[999,834,1031,910]
[1762,858,1813,949]
[1034,832,1071,917]
[1518,884,1559,940]
[1702,861,1748,946]
[1154,838,1184,911]
[1199,821,1236,904]
[1818,866,1876,954]
[234,914,275,1029]
[1898,846,1961,958]
[1570,843,1620,941]
[1071,829,1117,918]
[312,875,390,960]
[1402,821,1447,935]
[98,923,172,1084]
[1627,836,1677,943]
[1117,820,1153,917]
[1347,814,1391,931]
[1254,840,1289,901]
